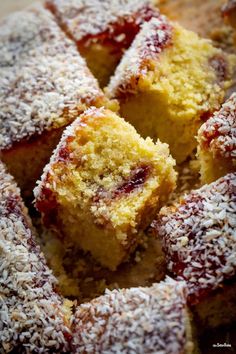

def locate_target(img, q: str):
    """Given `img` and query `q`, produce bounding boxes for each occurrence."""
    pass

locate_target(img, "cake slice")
[197,93,236,183]
[72,278,195,354]
[34,107,176,270]
[0,4,115,198]
[106,16,236,163]
[154,173,236,329]
[46,0,160,87]
[0,161,71,353]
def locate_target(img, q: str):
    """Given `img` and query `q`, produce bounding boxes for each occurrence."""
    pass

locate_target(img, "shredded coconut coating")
[156,173,236,304]
[46,0,159,44]
[72,278,192,354]
[0,4,103,150]
[198,93,236,161]
[106,16,173,98]
[0,162,71,353]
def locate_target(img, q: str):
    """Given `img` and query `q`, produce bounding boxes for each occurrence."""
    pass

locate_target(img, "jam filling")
[58,145,71,162]
[46,1,159,53]
[36,185,59,227]
[200,118,224,150]
[200,110,212,123]
[114,164,151,197]
[93,164,151,203]
[80,5,159,52]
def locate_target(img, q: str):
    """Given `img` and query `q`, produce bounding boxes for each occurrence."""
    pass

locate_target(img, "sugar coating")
[107,16,173,98]
[0,4,103,150]
[72,278,192,354]
[156,173,236,303]
[198,92,236,161]
[46,0,158,43]
[0,161,71,353]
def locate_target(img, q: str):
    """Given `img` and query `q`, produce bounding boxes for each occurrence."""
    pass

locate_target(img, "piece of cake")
[106,16,236,163]
[197,93,236,184]
[154,173,236,329]
[0,161,71,353]
[45,0,160,87]
[222,0,236,28]
[34,106,176,271]
[0,5,115,199]
[72,278,195,354]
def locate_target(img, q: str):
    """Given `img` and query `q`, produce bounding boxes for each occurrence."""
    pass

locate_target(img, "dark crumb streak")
[114,164,151,197]
[93,164,151,204]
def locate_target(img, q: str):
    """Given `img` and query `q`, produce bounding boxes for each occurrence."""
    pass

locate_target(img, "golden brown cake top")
[155,173,236,304]
[72,278,190,354]
[0,4,103,150]
[0,161,71,353]
[198,93,236,161]
[46,0,159,48]
[106,16,173,98]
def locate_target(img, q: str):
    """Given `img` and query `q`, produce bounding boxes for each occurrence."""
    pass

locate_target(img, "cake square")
[46,0,160,87]
[72,279,195,354]
[34,107,176,270]
[106,16,236,163]
[0,161,71,353]
[154,173,236,329]
[0,4,115,198]
[197,92,236,183]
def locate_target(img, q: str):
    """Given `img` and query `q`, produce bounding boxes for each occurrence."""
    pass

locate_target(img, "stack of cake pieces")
[0,0,235,353]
